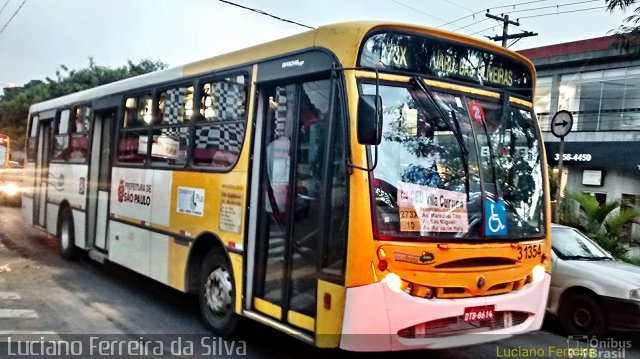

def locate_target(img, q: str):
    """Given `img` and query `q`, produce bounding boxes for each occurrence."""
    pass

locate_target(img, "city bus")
[21,21,551,351]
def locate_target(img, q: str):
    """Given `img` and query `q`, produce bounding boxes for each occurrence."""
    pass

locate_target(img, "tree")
[607,0,640,53]
[0,58,167,153]
[561,191,640,259]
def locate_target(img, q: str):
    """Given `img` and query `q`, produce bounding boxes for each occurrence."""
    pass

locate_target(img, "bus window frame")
[148,82,195,169]
[189,72,250,173]
[50,105,92,165]
[116,92,154,167]
[26,115,40,163]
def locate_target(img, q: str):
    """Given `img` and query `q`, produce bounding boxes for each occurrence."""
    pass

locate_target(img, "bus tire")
[59,207,78,261]
[199,248,239,336]
[560,293,607,336]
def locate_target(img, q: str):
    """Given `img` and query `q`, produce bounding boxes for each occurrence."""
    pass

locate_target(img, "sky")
[0,0,633,88]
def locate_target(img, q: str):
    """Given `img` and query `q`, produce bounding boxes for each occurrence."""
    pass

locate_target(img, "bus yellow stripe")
[424,79,501,98]
[315,280,345,348]
[168,239,190,291]
[510,97,533,108]
[287,310,315,332]
[229,252,243,314]
[353,70,411,83]
[253,298,282,320]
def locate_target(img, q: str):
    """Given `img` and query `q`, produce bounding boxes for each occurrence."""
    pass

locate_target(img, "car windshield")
[363,81,545,241]
[551,227,612,260]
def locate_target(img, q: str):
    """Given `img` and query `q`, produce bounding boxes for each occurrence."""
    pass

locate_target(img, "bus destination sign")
[359,32,534,99]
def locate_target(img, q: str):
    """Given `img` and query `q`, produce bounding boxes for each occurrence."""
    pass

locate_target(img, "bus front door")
[34,118,52,228]
[86,109,114,251]
[251,79,347,341]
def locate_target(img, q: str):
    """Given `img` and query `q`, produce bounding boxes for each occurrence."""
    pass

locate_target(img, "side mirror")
[357,94,383,145]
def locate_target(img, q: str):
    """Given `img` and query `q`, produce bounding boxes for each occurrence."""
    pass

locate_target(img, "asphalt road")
[0,205,638,358]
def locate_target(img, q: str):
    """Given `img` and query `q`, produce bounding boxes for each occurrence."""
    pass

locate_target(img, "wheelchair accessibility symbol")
[484,200,507,236]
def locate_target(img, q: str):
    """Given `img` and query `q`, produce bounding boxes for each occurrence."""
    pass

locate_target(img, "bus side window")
[52,109,71,162]
[150,86,193,166]
[118,95,152,164]
[26,116,39,162]
[193,75,247,168]
[68,106,91,163]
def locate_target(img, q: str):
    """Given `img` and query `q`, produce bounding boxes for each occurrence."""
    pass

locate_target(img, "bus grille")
[397,311,530,338]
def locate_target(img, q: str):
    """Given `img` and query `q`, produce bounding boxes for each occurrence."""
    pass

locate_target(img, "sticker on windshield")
[469,101,484,123]
[484,200,507,236]
[397,181,468,233]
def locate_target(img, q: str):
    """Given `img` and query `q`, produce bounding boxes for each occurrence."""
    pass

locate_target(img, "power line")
[503,0,600,15]
[0,0,10,17]
[388,0,449,24]
[486,13,537,47]
[470,24,500,36]
[0,0,26,37]
[437,0,549,28]
[453,17,489,32]
[453,1,602,34]
[441,0,474,13]
[519,5,607,19]
[216,0,314,29]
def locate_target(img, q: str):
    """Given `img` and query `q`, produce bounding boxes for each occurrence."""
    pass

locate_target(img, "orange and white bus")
[22,22,551,351]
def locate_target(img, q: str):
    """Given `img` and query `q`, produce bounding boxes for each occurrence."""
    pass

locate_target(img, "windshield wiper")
[562,255,600,261]
[410,77,469,159]
[590,256,613,261]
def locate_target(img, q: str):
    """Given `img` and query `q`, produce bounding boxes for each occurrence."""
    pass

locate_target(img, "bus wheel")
[59,207,78,261]
[560,293,606,336]
[199,249,238,336]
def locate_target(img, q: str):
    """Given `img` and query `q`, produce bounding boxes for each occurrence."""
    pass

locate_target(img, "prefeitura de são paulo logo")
[118,180,125,203]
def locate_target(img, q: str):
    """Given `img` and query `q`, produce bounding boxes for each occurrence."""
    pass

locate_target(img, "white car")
[548,224,640,335]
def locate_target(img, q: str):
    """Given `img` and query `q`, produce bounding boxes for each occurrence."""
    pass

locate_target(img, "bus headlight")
[1,183,18,196]
[383,272,402,292]
[531,264,546,283]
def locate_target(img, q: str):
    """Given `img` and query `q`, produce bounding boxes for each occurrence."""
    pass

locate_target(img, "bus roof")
[29,21,535,114]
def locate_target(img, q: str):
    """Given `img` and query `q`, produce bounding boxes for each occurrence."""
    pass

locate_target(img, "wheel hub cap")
[204,267,232,315]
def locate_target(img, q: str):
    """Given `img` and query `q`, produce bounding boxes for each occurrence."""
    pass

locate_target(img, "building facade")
[520,37,640,230]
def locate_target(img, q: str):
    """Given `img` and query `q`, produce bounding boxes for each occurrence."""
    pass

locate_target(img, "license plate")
[463,305,495,322]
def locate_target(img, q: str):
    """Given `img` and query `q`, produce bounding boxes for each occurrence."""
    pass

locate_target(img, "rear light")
[377,259,388,271]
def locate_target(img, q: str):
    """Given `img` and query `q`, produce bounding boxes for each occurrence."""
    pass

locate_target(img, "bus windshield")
[364,81,545,241]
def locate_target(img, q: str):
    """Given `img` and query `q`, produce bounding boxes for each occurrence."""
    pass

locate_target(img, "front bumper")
[602,296,640,331]
[340,273,551,352]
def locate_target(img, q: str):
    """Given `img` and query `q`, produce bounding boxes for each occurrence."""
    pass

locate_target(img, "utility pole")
[485,12,537,47]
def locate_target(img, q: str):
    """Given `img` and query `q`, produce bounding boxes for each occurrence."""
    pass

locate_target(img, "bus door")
[34,117,53,227]
[251,78,348,339]
[86,109,114,251]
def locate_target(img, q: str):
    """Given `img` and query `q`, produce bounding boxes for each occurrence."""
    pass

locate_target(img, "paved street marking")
[0,331,57,335]
[0,292,20,299]
[0,309,38,318]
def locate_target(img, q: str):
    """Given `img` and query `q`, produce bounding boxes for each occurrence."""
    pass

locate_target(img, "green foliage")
[607,0,640,54]
[0,58,167,154]
[622,256,640,266]
[560,191,640,259]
